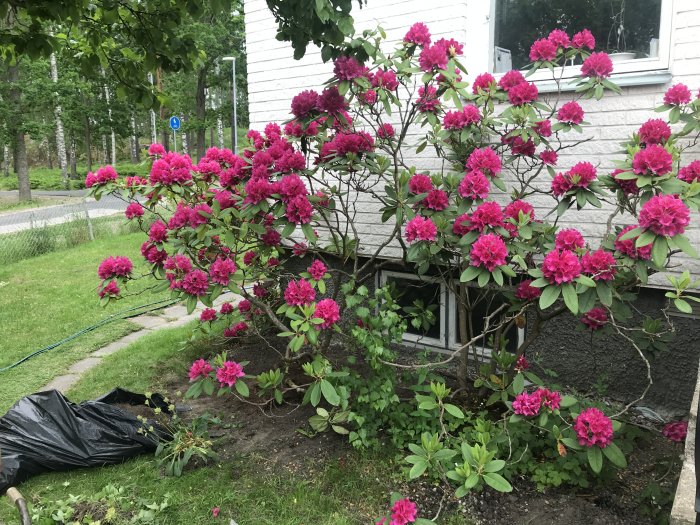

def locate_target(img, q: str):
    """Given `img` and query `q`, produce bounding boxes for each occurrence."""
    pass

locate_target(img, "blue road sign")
[169,116,181,130]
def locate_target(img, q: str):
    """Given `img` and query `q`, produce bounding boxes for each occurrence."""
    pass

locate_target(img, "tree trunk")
[102,135,108,164]
[84,114,93,173]
[8,61,30,201]
[181,116,189,156]
[2,145,10,176]
[100,68,117,165]
[69,136,77,179]
[214,62,224,148]
[196,66,207,161]
[148,72,157,144]
[50,50,69,186]
[130,114,140,163]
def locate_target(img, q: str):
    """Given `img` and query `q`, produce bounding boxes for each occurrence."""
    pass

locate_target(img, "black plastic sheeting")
[0,388,170,493]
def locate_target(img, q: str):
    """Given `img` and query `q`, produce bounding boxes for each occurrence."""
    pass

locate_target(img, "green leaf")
[234,380,249,397]
[310,382,321,406]
[512,373,525,394]
[560,395,578,408]
[484,459,505,473]
[674,299,693,314]
[602,442,627,468]
[561,437,582,450]
[483,472,513,493]
[409,460,428,479]
[636,229,656,248]
[320,379,340,406]
[671,234,699,258]
[562,284,578,314]
[477,270,490,287]
[186,295,197,314]
[596,283,612,306]
[587,446,603,474]
[539,285,561,310]
[460,266,480,282]
[652,236,668,267]
[444,403,465,419]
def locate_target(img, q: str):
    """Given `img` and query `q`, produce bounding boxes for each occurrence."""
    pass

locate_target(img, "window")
[380,270,447,348]
[378,270,524,355]
[491,0,672,84]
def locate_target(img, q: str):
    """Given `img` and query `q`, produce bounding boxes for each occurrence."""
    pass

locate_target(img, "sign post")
[169,116,181,153]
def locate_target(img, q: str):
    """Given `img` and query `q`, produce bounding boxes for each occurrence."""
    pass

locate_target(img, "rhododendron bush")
[89,24,700,497]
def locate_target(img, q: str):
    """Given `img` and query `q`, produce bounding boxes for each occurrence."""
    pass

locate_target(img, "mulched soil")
[114,335,682,525]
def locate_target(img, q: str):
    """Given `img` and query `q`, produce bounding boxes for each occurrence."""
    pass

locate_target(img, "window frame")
[378,269,448,349]
[488,0,674,89]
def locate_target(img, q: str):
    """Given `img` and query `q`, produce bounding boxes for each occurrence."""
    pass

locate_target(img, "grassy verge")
[0,196,82,214]
[0,232,169,412]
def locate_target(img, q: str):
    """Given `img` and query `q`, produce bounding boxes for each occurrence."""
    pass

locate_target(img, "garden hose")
[5,487,31,525]
[0,298,179,373]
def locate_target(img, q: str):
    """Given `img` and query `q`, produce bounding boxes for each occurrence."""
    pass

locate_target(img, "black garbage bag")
[0,388,170,493]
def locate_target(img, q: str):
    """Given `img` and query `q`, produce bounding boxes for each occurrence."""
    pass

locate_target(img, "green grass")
[0,163,149,191]
[0,232,169,412]
[0,196,81,213]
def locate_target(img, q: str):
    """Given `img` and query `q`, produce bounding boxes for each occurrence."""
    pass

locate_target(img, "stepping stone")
[130,315,168,329]
[162,305,187,318]
[68,357,102,374]
[92,339,130,357]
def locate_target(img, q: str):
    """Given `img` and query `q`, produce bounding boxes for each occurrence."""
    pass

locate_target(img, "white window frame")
[447,281,525,357]
[379,270,448,349]
[488,0,674,91]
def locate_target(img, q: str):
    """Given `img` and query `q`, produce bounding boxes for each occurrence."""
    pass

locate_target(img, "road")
[0,191,128,235]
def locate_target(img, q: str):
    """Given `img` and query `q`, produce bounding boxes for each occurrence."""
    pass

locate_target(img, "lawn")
[0,196,82,214]
[0,163,150,191]
[0,232,170,412]
[0,323,472,525]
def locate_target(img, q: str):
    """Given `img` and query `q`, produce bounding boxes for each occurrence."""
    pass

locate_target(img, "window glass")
[458,289,519,353]
[494,0,662,71]
[386,276,443,341]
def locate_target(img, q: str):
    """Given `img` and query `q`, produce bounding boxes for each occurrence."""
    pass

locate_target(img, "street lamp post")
[221,56,238,154]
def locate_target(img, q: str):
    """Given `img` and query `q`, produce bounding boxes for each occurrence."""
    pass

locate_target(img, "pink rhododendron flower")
[98,256,133,280]
[537,388,561,410]
[404,22,431,46]
[212,507,220,518]
[453,213,471,236]
[408,174,433,194]
[244,178,273,205]
[149,153,193,186]
[261,228,281,247]
[422,189,449,211]
[333,56,367,80]
[504,200,534,222]
[515,354,530,371]
[292,242,308,257]
[177,268,207,296]
[516,279,541,300]
[390,498,418,525]
[555,229,585,251]
[508,82,538,105]
[98,280,120,298]
[504,135,536,157]
[470,233,508,271]
[318,86,348,114]
[582,249,616,281]
[377,123,395,139]
[243,251,258,266]
[209,258,236,286]
[472,72,496,94]
[141,241,167,265]
[611,169,639,195]
[679,160,700,183]
[539,149,558,165]
[286,195,314,224]
[284,279,316,306]
[434,37,463,57]
[469,201,504,231]
[291,90,319,118]
[418,44,448,72]
[416,85,440,113]
[638,194,690,237]
[442,105,481,129]
[574,407,613,448]
[529,38,557,62]
[513,391,541,416]
[581,52,613,78]
[467,147,501,177]
[189,203,212,228]
[200,308,217,322]
[498,70,526,91]
[458,171,490,200]
[220,302,234,315]
[148,143,166,157]
[557,101,584,124]
[371,69,399,91]
[664,83,692,105]
[662,421,688,443]
[124,202,144,220]
[581,306,608,330]
[278,174,308,202]
[615,225,652,260]
[405,216,437,243]
[639,119,671,145]
[224,321,248,338]
[551,173,573,196]
[314,298,341,329]
[125,176,148,187]
[548,29,571,49]
[572,29,595,49]
[216,361,245,387]
[632,144,673,176]
[542,250,582,284]
[308,260,327,280]
[534,119,552,137]
[189,359,213,381]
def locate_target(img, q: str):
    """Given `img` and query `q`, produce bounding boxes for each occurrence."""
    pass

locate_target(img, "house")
[244,0,700,414]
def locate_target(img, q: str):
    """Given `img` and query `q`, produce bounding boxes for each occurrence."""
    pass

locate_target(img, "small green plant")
[152,414,220,477]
